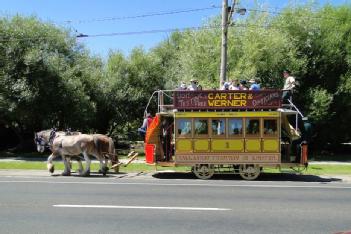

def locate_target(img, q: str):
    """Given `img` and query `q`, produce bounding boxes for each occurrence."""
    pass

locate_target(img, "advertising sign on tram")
[173,90,282,110]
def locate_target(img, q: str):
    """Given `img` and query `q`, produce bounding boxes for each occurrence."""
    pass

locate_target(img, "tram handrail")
[144,90,175,116]
[287,99,305,118]
[144,90,158,117]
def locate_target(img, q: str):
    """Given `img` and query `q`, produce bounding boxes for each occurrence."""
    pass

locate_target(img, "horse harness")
[34,129,59,150]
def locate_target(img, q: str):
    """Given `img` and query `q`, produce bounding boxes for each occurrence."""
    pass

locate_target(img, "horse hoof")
[49,165,55,173]
[82,170,90,177]
[61,171,71,176]
[102,166,109,176]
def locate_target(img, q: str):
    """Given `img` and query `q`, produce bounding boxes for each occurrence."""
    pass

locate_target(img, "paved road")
[0,172,351,234]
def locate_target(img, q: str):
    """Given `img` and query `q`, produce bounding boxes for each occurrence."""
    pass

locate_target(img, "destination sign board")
[173,90,282,110]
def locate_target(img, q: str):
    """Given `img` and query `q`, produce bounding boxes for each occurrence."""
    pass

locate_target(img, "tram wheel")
[239,164,260,180]
[193,164,215,180]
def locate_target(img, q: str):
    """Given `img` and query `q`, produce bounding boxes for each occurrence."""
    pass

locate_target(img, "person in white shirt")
[282,70,296,102]
[177,82,187,90]
[229,80,240,90]
[221,82,230,90]
[188,79,198,91]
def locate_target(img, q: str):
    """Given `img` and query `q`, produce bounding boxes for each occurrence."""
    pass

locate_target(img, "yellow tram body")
[174,111,280,165]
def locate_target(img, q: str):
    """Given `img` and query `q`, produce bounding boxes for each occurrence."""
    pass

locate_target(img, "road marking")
[0,180,351,189]
[53,204,231,211]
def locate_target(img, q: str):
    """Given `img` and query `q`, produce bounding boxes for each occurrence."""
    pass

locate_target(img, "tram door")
[159,116,174,162]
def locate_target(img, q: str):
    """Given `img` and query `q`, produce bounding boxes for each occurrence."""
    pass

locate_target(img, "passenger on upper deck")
[177,82,187,90]
[249,78,261,91]
[282,69,296,103]
[188,79,199,91]
[221,81,230,90]
[230,79,240,90]
[239,80,248,90]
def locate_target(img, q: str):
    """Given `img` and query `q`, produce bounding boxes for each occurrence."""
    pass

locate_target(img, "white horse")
[35,130,116,176]
[35,129,85,175]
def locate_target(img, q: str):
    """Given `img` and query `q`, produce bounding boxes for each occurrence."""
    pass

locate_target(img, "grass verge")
[0,161,190,173]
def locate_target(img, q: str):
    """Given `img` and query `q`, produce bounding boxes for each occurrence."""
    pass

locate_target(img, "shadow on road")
[50,171,128,178]
[152,172,342,183]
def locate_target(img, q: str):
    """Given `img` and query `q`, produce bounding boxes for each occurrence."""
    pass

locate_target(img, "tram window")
[264,119,278,136]
[194,119,208,136]
[176,119,192,137]
[246,119,260,136]
[228,118,243,136]
[211,119,225,136]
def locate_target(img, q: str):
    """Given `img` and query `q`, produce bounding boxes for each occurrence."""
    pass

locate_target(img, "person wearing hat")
[282,69,296,102]
[221,81,231,90]
[249,78,260,91]
[239,80,248,90]
[188,79,198,91]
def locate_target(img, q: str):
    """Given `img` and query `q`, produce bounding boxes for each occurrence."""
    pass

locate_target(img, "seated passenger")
[177,82,187,90]
[180,122,191,135]
[239,80,248,90]
[188,79,198,91]
[230,80,240,90]
[249,78,260,91]
[264,127,274,135]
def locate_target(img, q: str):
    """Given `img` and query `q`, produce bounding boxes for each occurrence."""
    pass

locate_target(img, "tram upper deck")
[145,89,304,121]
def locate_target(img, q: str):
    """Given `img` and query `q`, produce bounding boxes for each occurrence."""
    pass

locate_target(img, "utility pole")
[219,0,229,89]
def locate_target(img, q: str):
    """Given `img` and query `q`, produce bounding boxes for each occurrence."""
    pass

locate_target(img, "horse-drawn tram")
[143,89,309,180]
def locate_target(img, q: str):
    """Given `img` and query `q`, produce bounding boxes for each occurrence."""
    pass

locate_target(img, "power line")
[78,25,223,37]
[0,17,345,43]
[58,6,342,27]
[60,6,221,24]
[0,9,346,42]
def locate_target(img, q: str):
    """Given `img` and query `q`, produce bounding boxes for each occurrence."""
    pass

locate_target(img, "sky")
[0,0,349,58]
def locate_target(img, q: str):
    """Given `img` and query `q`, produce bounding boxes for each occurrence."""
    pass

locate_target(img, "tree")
[0,16,103,150]
[105,47,166,139]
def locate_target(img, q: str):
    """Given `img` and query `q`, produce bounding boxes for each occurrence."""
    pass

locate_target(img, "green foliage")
[0,15,104,149]
[1,4,351,151]
[306,87,334,122]
[105,47,166,139]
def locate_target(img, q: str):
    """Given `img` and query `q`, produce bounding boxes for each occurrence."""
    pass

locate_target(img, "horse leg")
[77,158,83,175]
[104,157,109,175]
[96,152,109,176]
[99,158,109,176]
[47,153,57,173]
[82,151,91,177]
[61,155,71,176]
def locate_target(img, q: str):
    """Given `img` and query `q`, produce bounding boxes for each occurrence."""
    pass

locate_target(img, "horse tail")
[108,137,115,154]
[108,137,117,164]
